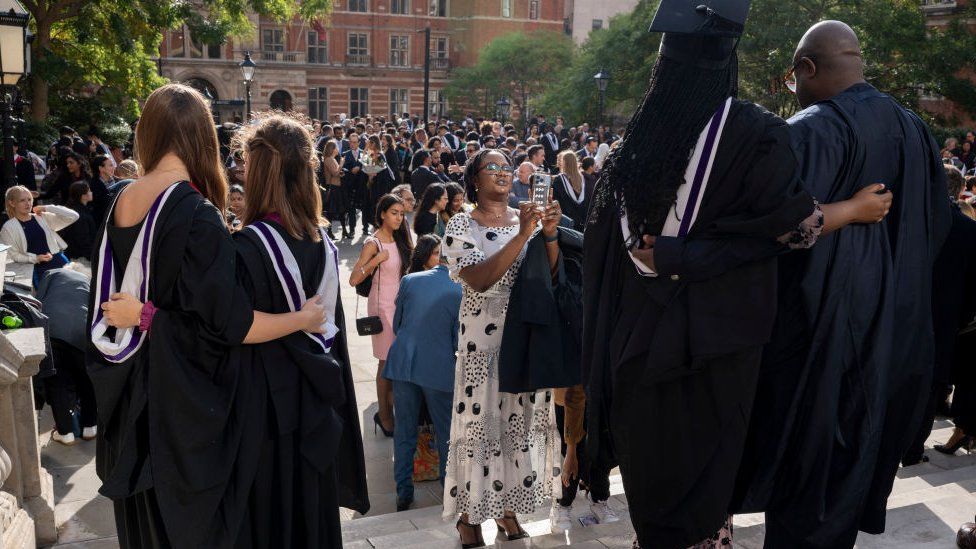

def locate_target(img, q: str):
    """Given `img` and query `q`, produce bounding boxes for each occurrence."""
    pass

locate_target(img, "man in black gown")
[731,21,952,549]
[581,1,824,547]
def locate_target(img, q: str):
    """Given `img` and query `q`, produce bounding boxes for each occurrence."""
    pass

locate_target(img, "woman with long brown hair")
[230,113,369,546]
[321,139,349,239]
[349,193,413,437]
[89,83,329,549]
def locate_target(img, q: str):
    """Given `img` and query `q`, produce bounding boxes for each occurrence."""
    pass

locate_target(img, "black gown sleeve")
[653,235,787,282]
[154,203,254,355]
[706,113,816,240]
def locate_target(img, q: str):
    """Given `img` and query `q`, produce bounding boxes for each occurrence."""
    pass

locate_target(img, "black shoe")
[326,228,336,241]
[495,516,529,541]
[396,497,413,512]
[373,412,394,437]
[902,454,930,466]
[936,435,974,455]
[455,519,485,548]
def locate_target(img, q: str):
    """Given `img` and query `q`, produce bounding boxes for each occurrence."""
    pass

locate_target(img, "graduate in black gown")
[730,22,952,549]
[89,84,332,549]
[581,5,895,548]
[228,113,369,547]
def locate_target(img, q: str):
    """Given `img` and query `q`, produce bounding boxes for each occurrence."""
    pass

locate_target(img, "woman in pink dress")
[350,194,413,436]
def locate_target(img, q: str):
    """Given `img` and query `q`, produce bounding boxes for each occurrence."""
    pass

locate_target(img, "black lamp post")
[495,96,510,125]
[202,87,216,122]
[419,26,431,125]
[0,0,30,190]
[239,51,256,122]
[594,68,610,128]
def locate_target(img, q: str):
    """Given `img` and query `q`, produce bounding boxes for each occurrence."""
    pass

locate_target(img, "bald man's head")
[792,20,866,108]
[518,161,536,183]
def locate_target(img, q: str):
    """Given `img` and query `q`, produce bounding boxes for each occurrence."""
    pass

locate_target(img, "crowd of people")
[2,6,975,549]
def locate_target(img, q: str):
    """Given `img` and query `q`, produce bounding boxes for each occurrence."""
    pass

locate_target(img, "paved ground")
[23,234,976,548]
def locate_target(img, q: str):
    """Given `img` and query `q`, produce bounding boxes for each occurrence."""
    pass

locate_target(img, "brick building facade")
[158,0,565,122]
[921,0,976,126]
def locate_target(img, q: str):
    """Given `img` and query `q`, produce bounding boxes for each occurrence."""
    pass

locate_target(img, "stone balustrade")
[0,328,57,548]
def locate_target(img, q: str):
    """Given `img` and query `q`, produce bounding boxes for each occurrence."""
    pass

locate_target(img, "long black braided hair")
[589,45,737,244]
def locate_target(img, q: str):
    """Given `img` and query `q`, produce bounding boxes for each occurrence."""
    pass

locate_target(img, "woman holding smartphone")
[442,149,562,548]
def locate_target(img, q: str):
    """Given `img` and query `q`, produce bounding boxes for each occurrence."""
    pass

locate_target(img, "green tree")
[444,31,575,123]
[539,0,976,126]
[536,0,660,126]
[25,0,333,121]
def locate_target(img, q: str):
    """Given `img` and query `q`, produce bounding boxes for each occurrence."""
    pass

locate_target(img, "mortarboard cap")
[649,0,750,37]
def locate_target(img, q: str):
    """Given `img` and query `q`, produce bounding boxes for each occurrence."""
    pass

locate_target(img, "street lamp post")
[0,0,30,189]
[202,87,216,122]
[419,26,431,125]
[239,51,256,122]
[594,68,610,128]
[495,96,510,125]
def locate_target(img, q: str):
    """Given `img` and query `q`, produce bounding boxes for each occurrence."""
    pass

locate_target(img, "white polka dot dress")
[441,212,559,523]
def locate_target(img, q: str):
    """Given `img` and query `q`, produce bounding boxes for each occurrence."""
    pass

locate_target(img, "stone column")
[0,328,56,546]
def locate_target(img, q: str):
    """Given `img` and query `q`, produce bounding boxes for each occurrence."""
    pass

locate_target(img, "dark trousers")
[555,404,610,506]
[391,380,453,501]
[45,339,97,435]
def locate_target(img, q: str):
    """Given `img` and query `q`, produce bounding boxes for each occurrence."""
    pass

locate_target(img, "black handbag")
[355,238,384,336]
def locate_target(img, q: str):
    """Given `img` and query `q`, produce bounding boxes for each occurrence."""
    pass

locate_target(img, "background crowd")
[5,81,976,548]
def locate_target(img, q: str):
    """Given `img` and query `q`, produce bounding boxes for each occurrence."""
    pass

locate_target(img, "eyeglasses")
[480,162,514,176]
[784,56,815,93]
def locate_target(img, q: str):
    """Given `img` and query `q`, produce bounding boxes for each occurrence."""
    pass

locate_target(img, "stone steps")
[340,424,976,548]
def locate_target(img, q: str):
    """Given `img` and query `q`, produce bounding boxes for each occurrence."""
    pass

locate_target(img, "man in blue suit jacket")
[383,259,462,511]
[341,133,369,234]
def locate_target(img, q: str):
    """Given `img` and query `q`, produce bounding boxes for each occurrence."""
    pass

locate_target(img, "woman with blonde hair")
[553,149,588,231]
[0,185,78,286]
[89,83,329,548]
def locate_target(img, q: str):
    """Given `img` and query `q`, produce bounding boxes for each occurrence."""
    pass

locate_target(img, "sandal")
[495,513,529,540]
[455,518,485,548]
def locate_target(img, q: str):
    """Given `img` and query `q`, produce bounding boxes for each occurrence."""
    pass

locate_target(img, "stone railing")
[0,328,56,548]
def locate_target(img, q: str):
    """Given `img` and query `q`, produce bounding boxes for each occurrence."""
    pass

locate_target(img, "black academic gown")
[224,224,369,548]
[583,99,814,549]
[552,174,589,232]
[731,83,952,549]
[905,204,976,462]
[87,183,255,549]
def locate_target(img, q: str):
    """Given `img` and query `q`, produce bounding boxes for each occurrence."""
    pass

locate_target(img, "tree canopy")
[25,0,333,124]
[536,0,976,127]
[443,31,575,124]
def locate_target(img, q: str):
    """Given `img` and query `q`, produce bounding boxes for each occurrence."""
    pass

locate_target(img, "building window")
[529,0,539,19]
[431,37,449,70]
[347,33,369,65]
[348,0,367,12]
[501,0,511,17]
[389,35,409,67]
[309,87,328,120]
[170,26,221,59]
[392,0,409,14]
[270,90,293,111]
[429,0,447,16]
[263,29,285,52]
[308,31,328,63]
[350,88,369,118]
[433,37,448,58]
[390,88,409,117]
[429,90,447,118]
[592,19,603,30]
[169,29,185,57]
